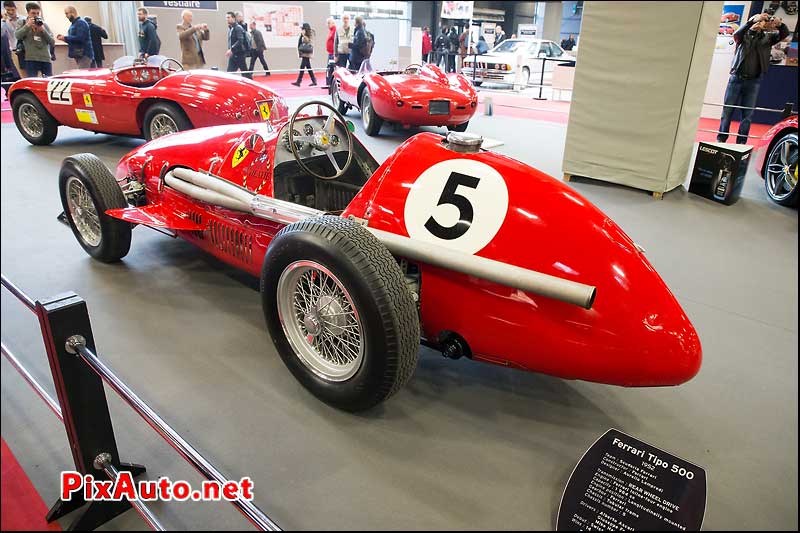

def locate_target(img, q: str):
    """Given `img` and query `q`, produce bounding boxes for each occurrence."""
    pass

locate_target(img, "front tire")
[261,216,419,412]
[59,154,132,262]
[143,101,192,141]
[330,80,348,115]
[763,132,798,207]
[360,91,383,136]
[12,92,58,145]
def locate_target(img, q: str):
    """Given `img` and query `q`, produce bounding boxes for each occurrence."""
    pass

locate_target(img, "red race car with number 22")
[57,100,701,412]
[9,55,287,145]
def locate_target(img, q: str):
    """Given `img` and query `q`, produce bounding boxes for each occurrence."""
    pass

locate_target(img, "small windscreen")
[111,55,170,70]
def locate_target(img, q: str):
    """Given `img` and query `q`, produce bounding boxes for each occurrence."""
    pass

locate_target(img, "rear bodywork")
[8,67,287,137]
[110,123,701,389]
[333,64,477,127]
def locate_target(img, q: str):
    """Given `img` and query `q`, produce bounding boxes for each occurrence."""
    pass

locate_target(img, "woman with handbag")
[291,22,316,87]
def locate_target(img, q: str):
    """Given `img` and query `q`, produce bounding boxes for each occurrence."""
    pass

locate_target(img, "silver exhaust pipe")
[165,168,596,309]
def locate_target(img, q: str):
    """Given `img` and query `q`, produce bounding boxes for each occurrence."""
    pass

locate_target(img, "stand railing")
[1,273,280,531]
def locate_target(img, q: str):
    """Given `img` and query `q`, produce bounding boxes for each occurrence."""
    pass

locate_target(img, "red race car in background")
[9,55,288,146]
[753,114,798,206]
[720,11,740,23]
[330,61,478,136]
[57,100,701,412]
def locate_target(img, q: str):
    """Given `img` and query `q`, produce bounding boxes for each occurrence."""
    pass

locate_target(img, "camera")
[33,16,43,26]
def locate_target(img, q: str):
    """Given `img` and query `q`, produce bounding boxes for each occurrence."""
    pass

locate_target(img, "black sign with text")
[142,0,218,10]
[557,429,706,531]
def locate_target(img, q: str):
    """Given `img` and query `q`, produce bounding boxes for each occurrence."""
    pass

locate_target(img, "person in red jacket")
[326,17,336,60]
[422,26,432,62]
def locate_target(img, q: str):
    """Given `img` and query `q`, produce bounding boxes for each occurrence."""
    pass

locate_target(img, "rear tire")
[143,101,192,141]
[261,216,419,411]
[12,92,58,145]
[360,91,383,136]
[763,132,798,207]
[59,154,132,262]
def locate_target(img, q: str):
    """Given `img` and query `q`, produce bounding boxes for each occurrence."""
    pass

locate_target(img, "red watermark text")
[60,472,254,502]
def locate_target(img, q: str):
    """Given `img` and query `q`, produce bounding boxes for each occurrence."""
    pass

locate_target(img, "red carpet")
[1,438,62,531]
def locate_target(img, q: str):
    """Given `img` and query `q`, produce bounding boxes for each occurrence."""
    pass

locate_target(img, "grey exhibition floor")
[1,101,798,530]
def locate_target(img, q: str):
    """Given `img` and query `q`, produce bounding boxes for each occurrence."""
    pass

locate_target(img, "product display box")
[689,142,753,205]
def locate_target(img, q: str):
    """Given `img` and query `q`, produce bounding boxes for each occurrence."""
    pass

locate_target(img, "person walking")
[334,13,351,68]
[83,16,107,68]
[225,11,250,79]
[177,9,209,70]
[434,26,448,70]
[248,20,268,75]
[349,16,373,72]
[717,13,789,144]
[136,7,160,59]
[56,5,93,69]
[14,1,53,77]
[292,22,316,86]
[447,25,459,72]
[422,26,432,63]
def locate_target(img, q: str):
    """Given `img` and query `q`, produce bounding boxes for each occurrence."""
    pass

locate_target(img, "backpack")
[243,29,253,53]
[360,30,374,58]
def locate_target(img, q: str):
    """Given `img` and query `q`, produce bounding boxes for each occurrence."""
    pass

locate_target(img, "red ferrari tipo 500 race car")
[9,55,287,145]
[330,61,478,136]
[58,101,701,411]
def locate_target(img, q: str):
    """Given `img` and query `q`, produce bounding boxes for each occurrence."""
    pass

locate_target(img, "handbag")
[298,42,313,54]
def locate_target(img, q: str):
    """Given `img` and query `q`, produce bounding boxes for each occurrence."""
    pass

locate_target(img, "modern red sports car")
[9,55,287,146]
[330,61,478,136]
[753,114,798,206]
[57,100,701,411]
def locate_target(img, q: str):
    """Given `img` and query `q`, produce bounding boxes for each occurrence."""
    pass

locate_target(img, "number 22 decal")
[46,80,73,105]
[404,159,509,255]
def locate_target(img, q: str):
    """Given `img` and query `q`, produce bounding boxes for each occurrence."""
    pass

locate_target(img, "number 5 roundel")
[403,159,509,255]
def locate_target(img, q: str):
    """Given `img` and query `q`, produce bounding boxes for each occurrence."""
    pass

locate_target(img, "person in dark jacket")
[561,34,576,51]
[349,16,370,72]
[291,22,316,86]
[434,26,448,70]
[446,26,458,72]
[225,11,250,79]
[56,5,93,68]
[495,25,506,46]
[475,34,489,54]
[718,12,789,143]
[248,21,269,75]
[136,7,159,58]
[1,30,20,97]
[83,16,107,68]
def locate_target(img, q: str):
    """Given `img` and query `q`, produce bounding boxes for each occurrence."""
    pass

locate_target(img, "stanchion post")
[36,292,146,530]
[782,102,794,119]
[534,56,547,100]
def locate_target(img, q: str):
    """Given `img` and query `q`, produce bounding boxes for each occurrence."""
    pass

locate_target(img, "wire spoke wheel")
[766,134,798,202]
[149,113,179,139]
[18,102,44,138]
[65,176,102,247]
[277,260,364,382]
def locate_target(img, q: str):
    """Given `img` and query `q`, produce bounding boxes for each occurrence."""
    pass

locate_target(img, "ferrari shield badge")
[232,142,250,168]
[258,100,272,121]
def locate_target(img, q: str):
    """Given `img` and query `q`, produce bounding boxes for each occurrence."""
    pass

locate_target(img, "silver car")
[462,39,575,88]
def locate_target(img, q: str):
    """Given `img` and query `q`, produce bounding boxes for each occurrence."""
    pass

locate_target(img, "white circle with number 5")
[404,159,509,255]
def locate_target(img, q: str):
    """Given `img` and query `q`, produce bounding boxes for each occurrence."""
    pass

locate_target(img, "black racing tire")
[142,101,193,141]
[763,131,798,207]
[59,153,132,262]
[12,92,59,145]
[360,91,383,136]
[447,121,469,132]
[330,80,348,116]
[261,216,419,412]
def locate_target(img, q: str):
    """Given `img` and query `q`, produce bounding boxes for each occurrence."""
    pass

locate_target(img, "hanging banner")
[441,1,474,20]
[243,3,303,48]
[142,1,218,10]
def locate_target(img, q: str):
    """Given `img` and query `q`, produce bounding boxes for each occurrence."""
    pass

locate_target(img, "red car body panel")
[752,114,798,176]
[110,122,701,388]
[333,63,478,127]
[8,67,287,137]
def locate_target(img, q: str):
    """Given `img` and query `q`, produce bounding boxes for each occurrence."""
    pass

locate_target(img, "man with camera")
[14,2,52,77]
[717,12,790,144]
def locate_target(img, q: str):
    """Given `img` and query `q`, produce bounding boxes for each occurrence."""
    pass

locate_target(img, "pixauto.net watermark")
[61,472,254,502]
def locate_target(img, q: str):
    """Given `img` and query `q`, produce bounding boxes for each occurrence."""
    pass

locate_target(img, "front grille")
[429,100,450,115]
[208,220,253,264]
